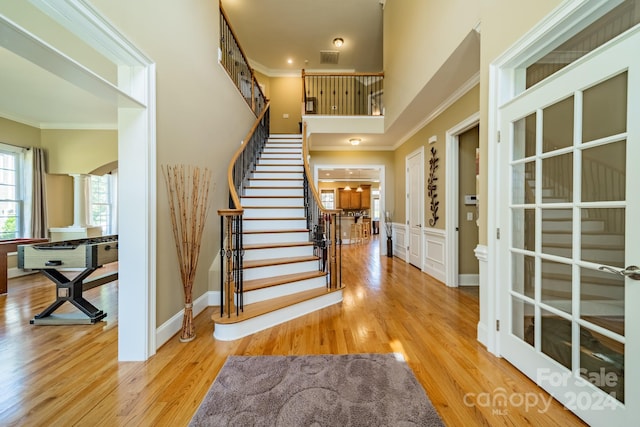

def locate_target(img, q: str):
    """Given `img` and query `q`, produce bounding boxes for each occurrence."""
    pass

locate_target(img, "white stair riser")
[541,246,624,263]
[263,148,302,154]
[243,207,306,218]
[241,197,304,207]
[240,276,327,305]
[542,220,603,232]
[244,245,315,261]
[244,260,319,281]
[248,179,303,188]
[255,165,303,172]
[258,157,302,167]
[213,290,343,341]
[542,233,624,247]
[264,144,302,149]
[541,263,620,281]
[243,218,307,231]
[541,278,623,299]
[244,188,303,197]
[260,153,302,159]
[251,172,303,180]
[541,210,589,220]
[243,231,309,245]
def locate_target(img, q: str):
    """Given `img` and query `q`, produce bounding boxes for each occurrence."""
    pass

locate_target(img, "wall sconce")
[349,138,361,146]
[333,38,344,48]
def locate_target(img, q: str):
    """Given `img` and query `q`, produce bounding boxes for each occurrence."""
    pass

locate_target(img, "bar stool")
[361,219,370,243]
[350,223,362,244]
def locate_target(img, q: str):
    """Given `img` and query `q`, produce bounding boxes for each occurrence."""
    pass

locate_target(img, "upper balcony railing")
[302,70,384,117]
[220,3,266,115]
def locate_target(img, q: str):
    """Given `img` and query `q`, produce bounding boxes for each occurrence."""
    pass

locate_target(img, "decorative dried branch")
[162,165,213,342]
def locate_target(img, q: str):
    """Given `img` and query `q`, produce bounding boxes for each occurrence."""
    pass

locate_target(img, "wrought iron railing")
[302,122,343,289]
[302,70,384,116]
[218,104,269,317]
[220,3,266,115]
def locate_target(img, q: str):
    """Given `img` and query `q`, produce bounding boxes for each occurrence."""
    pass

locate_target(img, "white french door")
[499,29,640,425]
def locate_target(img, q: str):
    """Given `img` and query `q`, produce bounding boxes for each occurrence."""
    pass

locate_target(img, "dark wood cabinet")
[338,185,371,209]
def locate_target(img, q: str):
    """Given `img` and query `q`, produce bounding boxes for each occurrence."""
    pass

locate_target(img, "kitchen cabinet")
[338,185,371,209]
[360,185,371,209]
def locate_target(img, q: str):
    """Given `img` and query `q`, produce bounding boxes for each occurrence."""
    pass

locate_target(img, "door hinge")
[496,228,500,240]
[496,319,500,331]
[497,130,501,143]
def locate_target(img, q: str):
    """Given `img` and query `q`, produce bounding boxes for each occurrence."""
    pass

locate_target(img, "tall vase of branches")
[162,165,212,342]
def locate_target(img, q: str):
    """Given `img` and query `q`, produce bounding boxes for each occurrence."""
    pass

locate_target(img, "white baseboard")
[458,274,479,286]
[155,291,220,348]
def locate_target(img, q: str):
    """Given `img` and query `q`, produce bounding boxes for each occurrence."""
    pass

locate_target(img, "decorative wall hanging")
[427,146,439,226]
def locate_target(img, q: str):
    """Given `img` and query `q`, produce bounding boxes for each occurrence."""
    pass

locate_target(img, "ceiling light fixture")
[333,37,344,48]
[356,170,363,192]
[349,138,361,146]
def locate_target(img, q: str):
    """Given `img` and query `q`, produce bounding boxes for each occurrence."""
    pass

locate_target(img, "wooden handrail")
[301,122,341,216]
[221,101,270,214]
[219,2,266,103]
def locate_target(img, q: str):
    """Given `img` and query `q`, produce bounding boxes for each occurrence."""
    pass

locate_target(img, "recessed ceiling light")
[333,38,344,48]
[287,58,293,64]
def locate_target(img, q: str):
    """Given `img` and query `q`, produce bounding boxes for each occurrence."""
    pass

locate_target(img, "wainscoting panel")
[423,228,446,283]
[392,223,407,262]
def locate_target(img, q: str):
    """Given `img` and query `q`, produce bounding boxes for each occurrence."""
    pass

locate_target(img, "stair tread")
[244,241,314,250]
[243,205,304,209]
[242,195,303,198]
[242,270,326,291]
[213,286,340,325]
[244,217,306,221]
[243,228,309,234]
[244,255,318,269]
[244,186,303,189]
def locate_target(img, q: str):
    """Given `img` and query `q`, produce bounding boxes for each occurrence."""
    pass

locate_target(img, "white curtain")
[24,148,48,238]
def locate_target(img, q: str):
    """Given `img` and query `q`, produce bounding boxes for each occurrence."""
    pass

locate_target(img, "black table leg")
[31,268,107,324]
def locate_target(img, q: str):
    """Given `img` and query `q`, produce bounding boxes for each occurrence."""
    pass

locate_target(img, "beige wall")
[269,76,302,134]
[41,129,117,174]
[458,126,479,275]
[477,0,564,245]
[90,0,257,326]
[383,0,480,127]
[393,84,479,228]
[0,117,42,148]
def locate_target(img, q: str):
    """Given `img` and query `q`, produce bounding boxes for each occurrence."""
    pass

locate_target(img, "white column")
[70,174,92,227]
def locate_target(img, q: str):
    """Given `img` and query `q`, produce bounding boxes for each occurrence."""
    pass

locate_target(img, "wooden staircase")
[213,134,343,340]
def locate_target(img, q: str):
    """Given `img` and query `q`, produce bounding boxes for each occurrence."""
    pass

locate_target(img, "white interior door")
[499,29,640,425]
[407,149,423,267]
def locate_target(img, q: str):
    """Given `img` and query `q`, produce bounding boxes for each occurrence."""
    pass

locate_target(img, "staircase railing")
[302,70,384,116]
[218,104,270,318]
[220,2,266,115]
[301,122,343,288]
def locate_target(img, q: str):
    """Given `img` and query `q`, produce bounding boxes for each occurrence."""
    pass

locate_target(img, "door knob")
[598,265,640,280]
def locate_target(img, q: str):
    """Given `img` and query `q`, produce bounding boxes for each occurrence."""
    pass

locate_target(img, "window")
[0,148,22,239]
[320,190,335,209]
[90,174,114,235]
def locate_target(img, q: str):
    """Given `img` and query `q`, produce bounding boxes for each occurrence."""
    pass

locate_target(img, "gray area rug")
[189,353,444,426]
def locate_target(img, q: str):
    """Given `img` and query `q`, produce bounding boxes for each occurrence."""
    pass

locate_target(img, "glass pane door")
[500,28,640,425]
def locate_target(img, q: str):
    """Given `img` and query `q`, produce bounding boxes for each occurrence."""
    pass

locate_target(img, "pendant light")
[356,169,363,192]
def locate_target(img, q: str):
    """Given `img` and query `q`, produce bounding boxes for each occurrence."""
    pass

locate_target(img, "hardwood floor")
[0,239,586,426]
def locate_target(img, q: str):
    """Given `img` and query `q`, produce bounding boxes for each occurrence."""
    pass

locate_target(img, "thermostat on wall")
[464,195,477,205]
